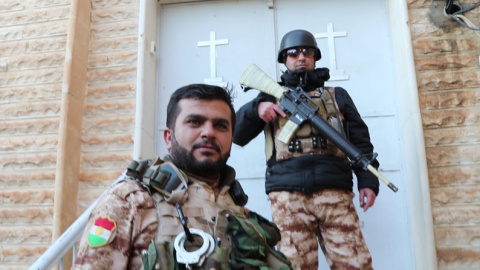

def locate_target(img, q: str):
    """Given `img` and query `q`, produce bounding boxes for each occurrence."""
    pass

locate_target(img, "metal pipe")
[29,173,126,270]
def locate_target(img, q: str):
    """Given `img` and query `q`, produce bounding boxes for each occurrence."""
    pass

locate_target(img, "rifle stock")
[239,64,300,142]
[239,64,285,99]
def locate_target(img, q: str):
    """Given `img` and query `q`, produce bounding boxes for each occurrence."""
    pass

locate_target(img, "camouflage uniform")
[72,163,292,270]
[72,179,157,270]
[269,189,373,270]
[234,82,379,270]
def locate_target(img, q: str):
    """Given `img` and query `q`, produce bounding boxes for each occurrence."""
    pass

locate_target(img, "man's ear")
[164,128,172,151]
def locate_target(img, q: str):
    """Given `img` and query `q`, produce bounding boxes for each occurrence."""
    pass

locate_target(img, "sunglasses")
[286,48,316,58]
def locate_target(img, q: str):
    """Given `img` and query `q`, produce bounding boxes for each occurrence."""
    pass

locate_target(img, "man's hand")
[258,101,286,123]
[359,188,376,212]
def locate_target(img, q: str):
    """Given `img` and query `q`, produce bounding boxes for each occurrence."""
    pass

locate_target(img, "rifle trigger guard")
[174,228,215,267]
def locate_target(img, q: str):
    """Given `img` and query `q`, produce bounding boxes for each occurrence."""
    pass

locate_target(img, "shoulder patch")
[87,216,117,248]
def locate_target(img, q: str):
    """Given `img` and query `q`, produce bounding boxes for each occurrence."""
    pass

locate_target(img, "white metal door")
[156,0,276,218]
[156,0,277,218]
[155,0,414,269]
[273,0,414,269]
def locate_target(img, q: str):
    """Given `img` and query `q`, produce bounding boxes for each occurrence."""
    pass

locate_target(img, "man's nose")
[298,52,306,60]
[201,122,215,138]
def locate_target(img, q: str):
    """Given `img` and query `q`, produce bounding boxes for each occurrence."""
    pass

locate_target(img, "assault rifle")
[239,64,398,192]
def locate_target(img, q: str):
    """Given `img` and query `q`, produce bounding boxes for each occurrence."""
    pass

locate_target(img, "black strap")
[126,159,187,195]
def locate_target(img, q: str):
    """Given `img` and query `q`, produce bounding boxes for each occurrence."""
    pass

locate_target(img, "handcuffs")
[174,203,215,269]
[174,228,215,269]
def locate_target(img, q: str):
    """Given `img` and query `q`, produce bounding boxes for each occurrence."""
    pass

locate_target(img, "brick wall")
[0,0,139,268]
[0,0,70,268]
[78,0,139,212]
[408,0,480,269]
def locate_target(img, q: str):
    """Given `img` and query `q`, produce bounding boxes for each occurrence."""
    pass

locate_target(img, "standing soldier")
[234,29,380,270]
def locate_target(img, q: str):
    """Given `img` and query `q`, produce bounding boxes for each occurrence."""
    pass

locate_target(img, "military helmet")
[277,29,321,63]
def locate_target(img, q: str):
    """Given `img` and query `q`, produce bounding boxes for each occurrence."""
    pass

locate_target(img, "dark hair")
[166,84,236,132]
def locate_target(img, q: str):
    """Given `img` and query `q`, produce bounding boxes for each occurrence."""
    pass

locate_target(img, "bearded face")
[169,133,230,178]
[164,98,234,179]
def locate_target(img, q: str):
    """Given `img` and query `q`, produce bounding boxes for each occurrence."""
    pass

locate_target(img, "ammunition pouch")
[270,87,346,164]
[227,212,293,270]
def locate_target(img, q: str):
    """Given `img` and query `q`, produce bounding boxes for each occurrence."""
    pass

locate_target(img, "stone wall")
[0,0,70,268]
[78,0,139,213]
[408,0,480,269]
[0,0,139,268]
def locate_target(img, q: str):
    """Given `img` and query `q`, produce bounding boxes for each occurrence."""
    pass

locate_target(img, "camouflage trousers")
[269,189,373,270]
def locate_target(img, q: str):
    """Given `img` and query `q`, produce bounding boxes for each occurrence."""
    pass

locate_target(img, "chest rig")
[267,87,347,163]
[126,157,293,270]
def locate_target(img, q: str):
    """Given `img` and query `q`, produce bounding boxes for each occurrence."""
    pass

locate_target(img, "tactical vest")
[265,87,347,164]
[126,157,294,270]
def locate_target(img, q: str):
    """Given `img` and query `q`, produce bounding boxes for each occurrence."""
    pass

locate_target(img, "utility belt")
[124,157,293,270]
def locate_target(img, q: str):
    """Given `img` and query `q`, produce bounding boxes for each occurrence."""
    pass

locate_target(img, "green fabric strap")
[214,243,228,270]
[234,215,266,243]
[142,240,157,270]
[168,241,178,270]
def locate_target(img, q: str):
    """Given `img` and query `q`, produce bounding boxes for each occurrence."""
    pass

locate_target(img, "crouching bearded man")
[72,84,293,270]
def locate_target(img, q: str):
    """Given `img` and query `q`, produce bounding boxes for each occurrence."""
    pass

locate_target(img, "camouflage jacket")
[72,172,249,270]
[72,179,157,270]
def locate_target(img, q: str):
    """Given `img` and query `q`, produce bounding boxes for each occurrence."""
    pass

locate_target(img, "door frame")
[134,0,437,269]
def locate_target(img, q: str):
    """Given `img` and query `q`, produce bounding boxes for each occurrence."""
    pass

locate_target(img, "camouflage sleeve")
[72,180,157,270]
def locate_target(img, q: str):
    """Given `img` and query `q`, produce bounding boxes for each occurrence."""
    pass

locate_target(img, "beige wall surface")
[408,0,480,269]
[1,0,70,268]
[0,0,139,269]
[0,0,479,269]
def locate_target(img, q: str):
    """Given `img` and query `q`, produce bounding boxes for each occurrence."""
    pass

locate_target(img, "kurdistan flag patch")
[87,216,117,248]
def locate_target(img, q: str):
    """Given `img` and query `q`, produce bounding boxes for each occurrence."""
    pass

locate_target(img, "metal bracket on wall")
[150,41,156,56]
[267,0,273,9]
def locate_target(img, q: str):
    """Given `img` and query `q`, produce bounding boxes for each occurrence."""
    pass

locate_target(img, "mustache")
[295,62,306,67]
[192,139,221,152]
